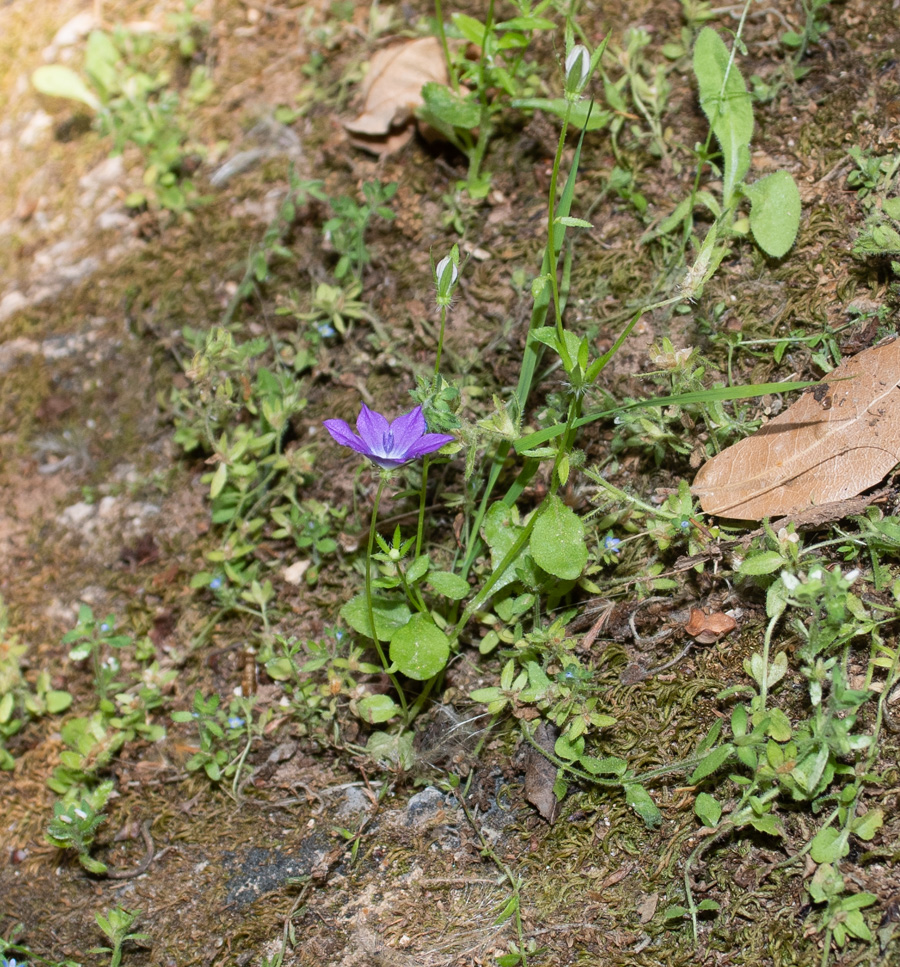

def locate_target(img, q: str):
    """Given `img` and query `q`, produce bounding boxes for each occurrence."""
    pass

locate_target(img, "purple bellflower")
[324,404,454,471]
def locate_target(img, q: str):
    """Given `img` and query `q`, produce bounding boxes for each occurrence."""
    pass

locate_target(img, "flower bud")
[435,254,459,307]
[565,45,591,97]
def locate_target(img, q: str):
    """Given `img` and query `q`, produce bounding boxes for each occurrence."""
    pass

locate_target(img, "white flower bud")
[436,256,458,288]
[435,253,459,308]
[565,45,591,97]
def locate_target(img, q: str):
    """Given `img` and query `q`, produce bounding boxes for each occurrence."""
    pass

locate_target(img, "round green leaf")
[340,593,411,642]
[389,613,449,680]
[530,495,587,580]
[426,571,470,600]
[355,694,401,724]
[809,826,849,864]
[46,690,73,714]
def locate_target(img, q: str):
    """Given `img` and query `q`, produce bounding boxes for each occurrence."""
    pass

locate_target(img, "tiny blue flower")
[227,716,245,729]
[316,322,337,338]
[1,956,21,967]
[679,519,692,531]
[335,630,345,642]
[99,622,111,633]
[324,405,455,471]
[603,535,621,554]
[209,576,223,591]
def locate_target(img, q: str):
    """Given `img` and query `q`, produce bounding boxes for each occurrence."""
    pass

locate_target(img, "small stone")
[282,560,311,585]
[43,11,97,60]
[335,786,371,820]
[405,787,450,828]
[96,208,131,232]
[0,291,28,322]
[59,501,96,527]
[19,110,52,148]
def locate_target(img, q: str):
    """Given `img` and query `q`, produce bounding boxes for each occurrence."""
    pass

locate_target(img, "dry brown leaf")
[692,338,900,519]
[684,608,737,644]
[524,720,560,823]
[344,37,448,155]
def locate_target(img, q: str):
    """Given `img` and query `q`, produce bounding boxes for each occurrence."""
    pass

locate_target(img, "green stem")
[416,455,430,560]
[759,612,780,709]
[366,475,408,716]
[230,723,255,802]
[546,104,574,372]
[448,509,541,650]
[466,0,496,188]
[434,307,448,376]
[433,0,458,92]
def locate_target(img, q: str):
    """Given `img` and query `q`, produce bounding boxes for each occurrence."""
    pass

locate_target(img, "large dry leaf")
[692,338,900,519]
[344,37,447,155]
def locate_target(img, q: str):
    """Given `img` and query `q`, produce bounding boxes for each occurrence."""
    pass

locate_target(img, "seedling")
[90,907,149,967]
[45,781,114,874]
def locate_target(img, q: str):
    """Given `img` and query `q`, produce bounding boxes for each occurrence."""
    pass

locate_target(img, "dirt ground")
[2,0,900,965]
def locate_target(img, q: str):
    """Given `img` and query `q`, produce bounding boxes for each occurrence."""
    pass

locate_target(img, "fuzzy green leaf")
[625,783,662,827]
[693,27,753,202]
[852,808,884,841]
[745,170,802,258]
[690,744,733,783]
[420,82,480,130]
[738,550,788,575]
[809,826,849,864]
[694,791,723,827]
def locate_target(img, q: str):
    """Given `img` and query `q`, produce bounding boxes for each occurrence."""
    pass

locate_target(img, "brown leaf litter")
[692,338,900,519]
[343,37,448,155]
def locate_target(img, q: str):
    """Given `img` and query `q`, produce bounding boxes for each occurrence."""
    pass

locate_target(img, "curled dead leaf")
[344,37,448,156]
[524,720,560,823]
[684,608,737,644]
[692,338,900,519]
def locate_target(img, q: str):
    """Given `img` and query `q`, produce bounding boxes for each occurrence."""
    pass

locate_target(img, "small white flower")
[780,571,800,592]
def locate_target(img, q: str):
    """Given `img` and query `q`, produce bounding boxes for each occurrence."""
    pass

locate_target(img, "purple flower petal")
[389,406,426,451]
[323,418,369,454]
[404,432,456,459]
[356,404,390,449]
